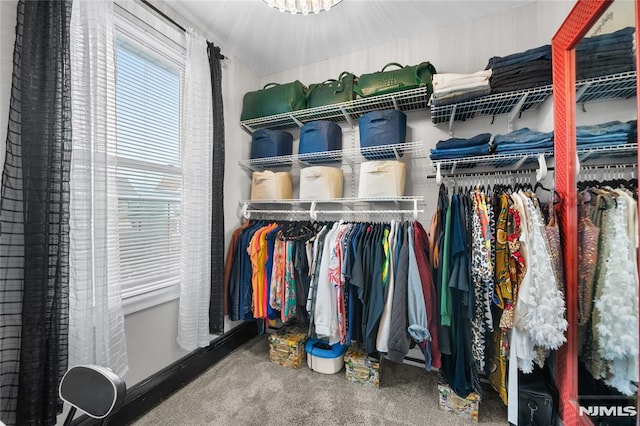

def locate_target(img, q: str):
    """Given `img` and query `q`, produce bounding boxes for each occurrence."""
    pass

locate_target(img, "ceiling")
[168,0,535,77]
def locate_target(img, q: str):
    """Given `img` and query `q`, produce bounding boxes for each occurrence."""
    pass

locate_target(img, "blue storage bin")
[250,129,293,160]
[358,110,406,160]
[305,338,348,374]
[299,121,342,163]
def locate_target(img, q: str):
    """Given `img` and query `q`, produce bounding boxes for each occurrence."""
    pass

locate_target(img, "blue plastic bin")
[299,121,343,163]
[305,338,348,374]
[358,110,406,160]
[250,129,293,159]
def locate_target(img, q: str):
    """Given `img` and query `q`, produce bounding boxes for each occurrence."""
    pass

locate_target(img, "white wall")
[251,1,575,222]
[253,1,635,222]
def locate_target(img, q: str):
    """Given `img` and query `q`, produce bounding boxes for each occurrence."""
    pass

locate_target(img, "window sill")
[122,284,180,316]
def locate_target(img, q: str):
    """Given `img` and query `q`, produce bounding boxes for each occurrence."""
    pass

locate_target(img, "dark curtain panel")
[208,43,225,334]
[0,1,72,425]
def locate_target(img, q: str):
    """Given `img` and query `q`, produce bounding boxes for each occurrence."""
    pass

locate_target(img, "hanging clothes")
[224,219,438,365]
[578,182,639,397]
[428,183,569,409]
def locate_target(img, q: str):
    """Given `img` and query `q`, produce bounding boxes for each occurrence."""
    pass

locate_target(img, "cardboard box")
[437,383,480,422]
[268,326,307,369]
[343,345,382,388]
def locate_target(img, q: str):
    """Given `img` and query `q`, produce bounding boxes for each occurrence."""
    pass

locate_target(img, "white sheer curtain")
[69,0,128,376]
[177,29,214,351]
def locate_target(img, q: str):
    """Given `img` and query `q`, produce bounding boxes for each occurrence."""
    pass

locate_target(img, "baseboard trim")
[72,321,258,425]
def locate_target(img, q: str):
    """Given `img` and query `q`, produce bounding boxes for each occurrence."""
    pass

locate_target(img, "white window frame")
[113,1,187,315]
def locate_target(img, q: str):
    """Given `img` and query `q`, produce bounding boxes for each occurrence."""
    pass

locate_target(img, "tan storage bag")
[299,166,344,200]
[251,171,293,200]
[357,161,406,198]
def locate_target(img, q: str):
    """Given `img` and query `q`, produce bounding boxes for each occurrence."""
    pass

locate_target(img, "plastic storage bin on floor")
[358,110,406,160]
[357,161,406,198]
[299,121,342,163]
[250,129,293,160]
[299,166,344,200]
[251,171,292,200]
[305,339,347,374]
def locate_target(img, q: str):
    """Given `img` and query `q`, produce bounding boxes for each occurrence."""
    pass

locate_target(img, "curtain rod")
[139,0,226,60]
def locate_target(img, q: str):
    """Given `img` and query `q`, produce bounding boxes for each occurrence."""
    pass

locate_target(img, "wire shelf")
[576,71,637,103]
[239,196,425,206]
[432,151,552,172]
[239,196,426,220]
[239,141,427,171]
[429,143,638,176]
[243,209,425,219]
[240,72,637,134]
[240,87,431,132]
[577,142,638,163]
[431,71,637,126]
[430,85,553,124]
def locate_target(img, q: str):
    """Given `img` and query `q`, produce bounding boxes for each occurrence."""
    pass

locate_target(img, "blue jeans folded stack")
[576,120,634,149]
[429,133,492,160]
[485,44,552,94]
[492,128,554,154]
[429,120,636,162]
[576,27,635,80]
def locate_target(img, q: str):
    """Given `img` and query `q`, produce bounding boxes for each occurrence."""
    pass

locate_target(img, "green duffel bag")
[307,71,356,109]
[354,62,437,98]
[241,81,307,121]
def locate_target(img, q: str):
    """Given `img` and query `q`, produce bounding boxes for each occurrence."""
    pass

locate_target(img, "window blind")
[115,30,183,298]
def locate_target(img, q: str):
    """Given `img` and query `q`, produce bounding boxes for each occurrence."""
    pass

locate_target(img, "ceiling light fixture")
[263,0,343,15]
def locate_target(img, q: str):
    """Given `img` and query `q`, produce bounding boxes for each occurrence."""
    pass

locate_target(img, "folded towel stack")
[431,70,492,106]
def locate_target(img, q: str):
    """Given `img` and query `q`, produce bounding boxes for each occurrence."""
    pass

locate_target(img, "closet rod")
[244,209,425,215]
[426,168,549,180]
[247,209,424,214]
[139,0,226,59]
[579,163,637,169]
[243,208,424,221]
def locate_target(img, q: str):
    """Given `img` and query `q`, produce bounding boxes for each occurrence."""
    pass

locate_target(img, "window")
[114,5,186,311]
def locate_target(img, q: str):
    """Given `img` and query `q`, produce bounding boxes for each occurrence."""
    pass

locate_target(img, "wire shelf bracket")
[513,154,530,170]
[290,113,304,128]
[339,106,355,127]
[392,95,399,111]
[507,92,529,132]
[448,104,457,137]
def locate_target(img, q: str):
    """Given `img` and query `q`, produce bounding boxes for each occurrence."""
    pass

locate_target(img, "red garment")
[414,221,441,369]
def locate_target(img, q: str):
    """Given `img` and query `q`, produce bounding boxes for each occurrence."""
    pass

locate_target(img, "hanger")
[534,181,562,204]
